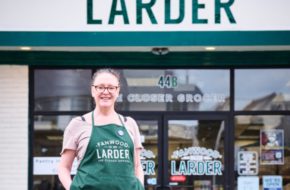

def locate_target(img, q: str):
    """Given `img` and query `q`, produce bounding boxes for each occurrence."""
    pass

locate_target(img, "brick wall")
[0,65,28,190]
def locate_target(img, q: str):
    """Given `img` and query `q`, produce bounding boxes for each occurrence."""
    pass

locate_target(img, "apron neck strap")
[118,114,125,127]
[91,111,95,127]
[91,111,125,127]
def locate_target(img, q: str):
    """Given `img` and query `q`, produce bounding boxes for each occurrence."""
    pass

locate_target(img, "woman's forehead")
[93,72,119,84]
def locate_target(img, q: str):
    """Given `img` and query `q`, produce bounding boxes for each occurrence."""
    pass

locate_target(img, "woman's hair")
[91,68,121,85]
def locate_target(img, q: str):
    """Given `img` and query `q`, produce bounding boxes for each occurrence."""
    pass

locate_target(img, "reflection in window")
[235,115,290,189]
[33,175,64,190]
[235,69,290,111]
[33,115,77,190]
[117,69,229,111]
[34,69,92,111]
[136,120,158,189]
[34,115,76,157]
[168,120,225,190]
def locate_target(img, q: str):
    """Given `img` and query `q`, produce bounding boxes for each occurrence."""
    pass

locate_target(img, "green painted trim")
[0,31,290,46]
[0,51,289,67]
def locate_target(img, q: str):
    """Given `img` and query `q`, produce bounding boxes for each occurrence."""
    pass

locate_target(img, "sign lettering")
[170,146,223,176]
[88,0,236,25]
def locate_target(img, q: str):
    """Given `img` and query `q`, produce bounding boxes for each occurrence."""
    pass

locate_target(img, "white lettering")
[107,149,113,158]
[171,160,222,176]
[102,149,107,158]
[177,94,185,102]
[96,140,129,148]
[141,160,156,175]
[186,94,194,102]
[96,149,130,160]
[113,149,119,158]
[127,93,174,103]
[119,149,124,158]
[171,147,222,159]
[125,149,129,159]
[193,94,202,102]
[165,94,173,102]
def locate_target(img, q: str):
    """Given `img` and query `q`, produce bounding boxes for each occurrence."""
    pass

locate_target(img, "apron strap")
[118,114,125,127]
[92,111,125,127]
[91,111,95,126]
[118,115,134,142]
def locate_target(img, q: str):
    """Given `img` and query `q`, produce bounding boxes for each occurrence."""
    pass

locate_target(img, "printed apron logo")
[96,140,130,163]
[117,129,125,136]
[171,146,223,176]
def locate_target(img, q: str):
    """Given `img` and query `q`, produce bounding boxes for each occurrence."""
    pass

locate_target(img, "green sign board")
[0,0,290,46]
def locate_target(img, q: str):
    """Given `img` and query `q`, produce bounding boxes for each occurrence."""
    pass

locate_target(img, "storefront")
[27,62,290,190]
[1,1,290,190]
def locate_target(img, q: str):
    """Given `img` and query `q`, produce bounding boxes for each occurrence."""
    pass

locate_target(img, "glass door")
[134,116,161,190]
[165,115,227,190]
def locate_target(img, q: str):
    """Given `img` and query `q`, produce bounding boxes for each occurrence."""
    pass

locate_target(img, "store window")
[136,120,159,190]
[32,68,229,190]
[117,69,230,111]
[168,119,225,190]
[33,69,92,190]
[235,115,290,189]
[34,69,92,111]
[33,115,77,190]
[235,69,290,111]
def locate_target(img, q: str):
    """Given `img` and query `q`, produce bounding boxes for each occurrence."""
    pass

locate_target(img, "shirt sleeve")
[127,117,143,150]
[60,118,78,155]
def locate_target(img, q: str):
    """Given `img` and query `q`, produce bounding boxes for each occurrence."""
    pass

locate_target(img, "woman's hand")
[58,150,76,190]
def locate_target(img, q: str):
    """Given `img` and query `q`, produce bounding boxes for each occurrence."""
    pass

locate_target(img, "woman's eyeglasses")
[92,85,119,93]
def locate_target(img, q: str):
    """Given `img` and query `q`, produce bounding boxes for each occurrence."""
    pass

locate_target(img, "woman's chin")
[98,102,113,108]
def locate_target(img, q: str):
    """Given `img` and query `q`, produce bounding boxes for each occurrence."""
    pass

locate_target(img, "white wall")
[0,65,28,190]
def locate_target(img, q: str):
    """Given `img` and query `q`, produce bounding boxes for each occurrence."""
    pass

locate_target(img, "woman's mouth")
[100,96,111,100]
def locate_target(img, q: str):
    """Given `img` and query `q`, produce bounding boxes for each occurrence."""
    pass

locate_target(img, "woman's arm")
[125,116,145,185]
[135,148,144,185]
[58,150,76,190]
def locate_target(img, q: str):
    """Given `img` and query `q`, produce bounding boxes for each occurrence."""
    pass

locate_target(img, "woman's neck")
[92,107,120,125]
[94,107,116,117]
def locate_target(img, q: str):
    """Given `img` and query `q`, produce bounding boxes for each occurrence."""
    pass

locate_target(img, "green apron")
[70,112,144,190]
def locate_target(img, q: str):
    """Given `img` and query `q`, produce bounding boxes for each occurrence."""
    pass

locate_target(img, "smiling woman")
[91,69,121,109]
[58,68,145,190]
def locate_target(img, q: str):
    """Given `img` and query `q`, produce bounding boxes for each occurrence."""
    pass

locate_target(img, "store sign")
[263,176,282,190]
[158,75,178,89]
[260,129,284,165]
[0,0,290,31]
[147,178,157,185]
[170,175,186,182]
[237,151,258,175]
[238,176,259,190]
[117,93,226,103]
[170,146,223,176]
[88,0,236,25]
[33,157,78,175]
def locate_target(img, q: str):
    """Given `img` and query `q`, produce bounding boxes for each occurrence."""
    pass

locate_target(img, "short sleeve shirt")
[60,116,143,164]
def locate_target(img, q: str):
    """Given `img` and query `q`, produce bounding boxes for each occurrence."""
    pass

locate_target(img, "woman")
[58,69,144,190]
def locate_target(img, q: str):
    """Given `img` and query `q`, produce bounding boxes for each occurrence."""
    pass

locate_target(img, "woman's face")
[91,72,120,109]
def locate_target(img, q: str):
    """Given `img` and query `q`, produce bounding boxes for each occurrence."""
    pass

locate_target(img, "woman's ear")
[91,86,95,98]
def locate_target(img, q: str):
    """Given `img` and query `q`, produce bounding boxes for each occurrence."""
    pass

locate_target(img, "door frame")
[127,111,232,190]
